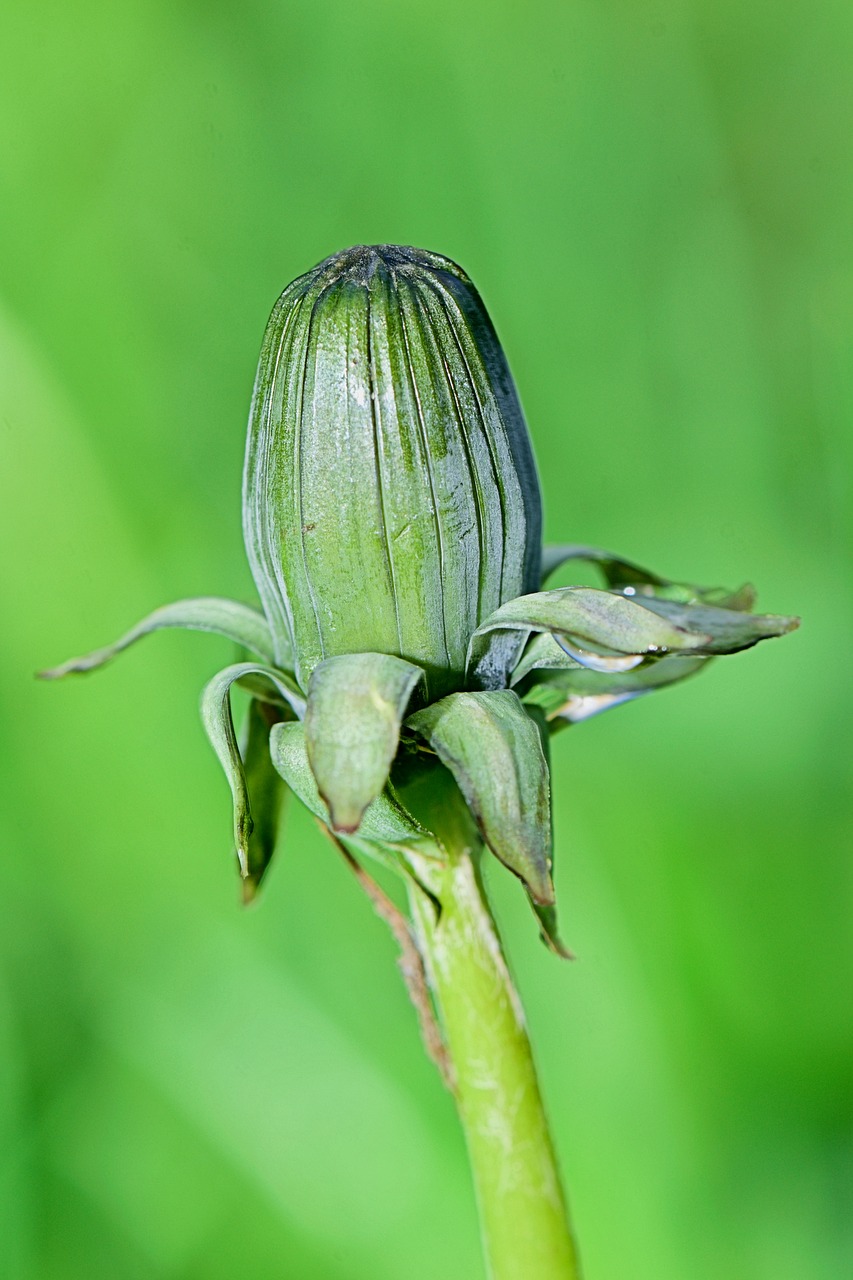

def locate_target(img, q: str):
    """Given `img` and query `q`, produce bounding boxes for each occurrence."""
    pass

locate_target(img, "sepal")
[541,543,755,610]
[269,719,443,903]
[517,633,709,724]
[305,653,424,834]
[405,690,554,907]
[468,587,705,688]
[607,594,798,654]
[533,903,575,960]
[239,699,288,900]
[471,586,798,690]
[40,597,281,678]
[200,662,304,887]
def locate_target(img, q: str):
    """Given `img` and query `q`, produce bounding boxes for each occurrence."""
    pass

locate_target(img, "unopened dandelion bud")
[242,244,542,699]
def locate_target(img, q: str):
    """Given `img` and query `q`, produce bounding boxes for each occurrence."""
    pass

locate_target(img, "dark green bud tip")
[243,245,542,699]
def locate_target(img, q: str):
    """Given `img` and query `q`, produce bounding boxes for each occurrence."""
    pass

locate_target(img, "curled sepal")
[305,653,424,835]
[518,633,709,724]
[541,543,756,610]
[541,544,671,590]
[269,721,438,852]
[607,595,799,655]
[468,587,706,689]
[39,597,281,678]
[200,663,305,886]
[510,631,586,685]
[239,699,288,902]
[405,690,554,906]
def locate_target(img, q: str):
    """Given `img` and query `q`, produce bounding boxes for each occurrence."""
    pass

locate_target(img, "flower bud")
[243,245,542,698]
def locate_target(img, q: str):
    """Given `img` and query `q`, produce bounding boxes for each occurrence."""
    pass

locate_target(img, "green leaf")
[39,597,281,678]
[200,663,305,886]
[540,543,756,610]
[269,721,427,844]
[305,653,423,834]
[239,699,289,901]
[406,690,554,906]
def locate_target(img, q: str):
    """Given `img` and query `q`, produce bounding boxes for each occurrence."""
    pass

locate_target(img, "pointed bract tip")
[315,783,361,834]
[528,878,556,909]
[323,793,366,837]
[731,583,758,611]
[330,816,363,837]
[543,935,576,961]
[241,875,260,906]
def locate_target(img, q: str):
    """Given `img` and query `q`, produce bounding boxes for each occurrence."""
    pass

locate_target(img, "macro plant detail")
[43,245,798,1280]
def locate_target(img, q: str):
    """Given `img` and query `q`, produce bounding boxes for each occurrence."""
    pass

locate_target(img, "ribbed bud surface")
[243,245,542,698]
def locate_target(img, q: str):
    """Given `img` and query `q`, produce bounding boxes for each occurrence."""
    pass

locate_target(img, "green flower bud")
[243,245,542,699]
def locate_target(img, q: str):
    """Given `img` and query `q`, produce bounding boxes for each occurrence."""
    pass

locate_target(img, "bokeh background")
[2,1,851,1277]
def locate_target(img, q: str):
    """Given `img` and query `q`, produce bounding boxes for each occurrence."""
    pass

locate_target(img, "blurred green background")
[1,1,851,1276]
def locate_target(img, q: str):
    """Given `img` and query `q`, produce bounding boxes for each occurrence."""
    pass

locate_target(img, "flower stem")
[408,846,582,1280]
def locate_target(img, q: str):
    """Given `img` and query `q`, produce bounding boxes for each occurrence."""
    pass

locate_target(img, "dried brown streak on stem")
[323,825,455,1091]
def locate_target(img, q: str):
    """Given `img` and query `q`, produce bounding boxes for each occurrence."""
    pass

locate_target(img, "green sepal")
[606,594,799,654]
[468,586,706,689]
[541,543,756,610]
[471,586,798,689]
[405,690,554,907]
[533,903,574,960]
[541,544,671,590]
[239,698,289,901]
[518,633,709,724]
[200,662,305,886]
[234,670,297,708]
[510,631,586,685]
[39,597,281,678]
[267,727,438,855]
[305,653,423,834]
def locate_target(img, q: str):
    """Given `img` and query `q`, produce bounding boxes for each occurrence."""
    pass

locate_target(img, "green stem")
[408,847,582,1280]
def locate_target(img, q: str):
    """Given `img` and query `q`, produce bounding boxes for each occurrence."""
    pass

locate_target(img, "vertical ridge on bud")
[368,261,451,676]
[243,245,543,697]
[394,272,482,676]
[423,263,542,600]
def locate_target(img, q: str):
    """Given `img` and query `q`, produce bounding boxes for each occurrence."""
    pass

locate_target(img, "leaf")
[541,543,756,610]
[39,597,282,678]
[239,699,289,901]
[406,690,554,906]
[305,653,424,834]
[468,586,708,688]
[269,721,436,849]
[200,663,305,886]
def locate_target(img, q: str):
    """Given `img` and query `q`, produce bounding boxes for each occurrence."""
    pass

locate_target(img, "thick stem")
[409,849,582,1280]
